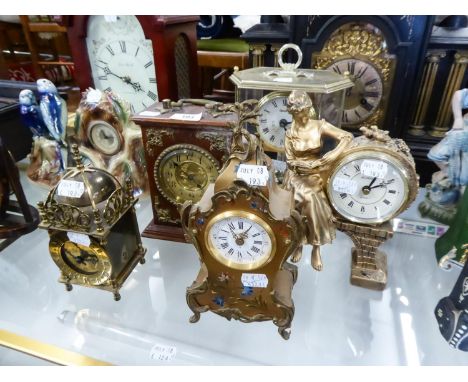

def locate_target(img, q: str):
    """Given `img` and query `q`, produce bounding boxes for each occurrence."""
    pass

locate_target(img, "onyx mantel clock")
[66,16,200,113]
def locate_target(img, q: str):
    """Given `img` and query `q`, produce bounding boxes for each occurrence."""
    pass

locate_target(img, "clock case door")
[131,103,235,242]
[66,15,201,101]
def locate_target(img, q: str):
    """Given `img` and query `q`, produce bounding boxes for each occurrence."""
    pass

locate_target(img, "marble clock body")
[181,111,303,339]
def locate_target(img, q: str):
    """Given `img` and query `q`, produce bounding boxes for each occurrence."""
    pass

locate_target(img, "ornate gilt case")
[132,103,235,242]
[181,102,303,339]
[38,145,146,300]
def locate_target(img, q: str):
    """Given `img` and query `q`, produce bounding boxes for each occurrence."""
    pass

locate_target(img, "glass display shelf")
[0,164,466,366]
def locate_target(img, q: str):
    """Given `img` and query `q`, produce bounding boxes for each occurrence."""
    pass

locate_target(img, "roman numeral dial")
[327,58,383,127]
[328,153,408,224]
[208,213,274,270]
[257,92,291,152]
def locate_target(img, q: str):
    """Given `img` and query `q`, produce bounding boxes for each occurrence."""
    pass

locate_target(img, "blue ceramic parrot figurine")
[37,78,68,146]
[18,89,48,137]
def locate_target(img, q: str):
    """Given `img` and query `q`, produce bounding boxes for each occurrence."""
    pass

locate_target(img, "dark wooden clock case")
[131,103,235,242]
[66,16,201,100]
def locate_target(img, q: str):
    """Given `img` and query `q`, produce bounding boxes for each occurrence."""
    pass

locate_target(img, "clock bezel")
[154,143,220,206]
[87,120,124,156]
[257,91,291,152]
[326,148,411,225]
[204,210,277,271]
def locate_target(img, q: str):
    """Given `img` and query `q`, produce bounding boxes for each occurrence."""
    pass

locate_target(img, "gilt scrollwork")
[195,131,229,153]
[145,129,174,156]
[41,201,92,231]
[103,188,132,225]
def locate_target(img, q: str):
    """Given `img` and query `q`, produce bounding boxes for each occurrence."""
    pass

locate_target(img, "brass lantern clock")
[230,43,354,153]
[181,101,303,339]
[38,145,146,300]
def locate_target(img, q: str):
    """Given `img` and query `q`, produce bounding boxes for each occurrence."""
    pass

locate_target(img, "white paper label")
[139,110,161,117]
[150,344,177,362]
[170,112,203,121]
[272,159,287,173]
[273,77,293,83]
[241,273,268,288]
[104,15,118,22]
[57,180,85,198]
[67,232,91,247]
[237,164,269,186]
[360,160,388,179]
[86,89,102,103]
[332,177,358,195]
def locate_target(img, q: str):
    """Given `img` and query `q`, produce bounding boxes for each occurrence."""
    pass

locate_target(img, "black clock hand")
[368,177,377,188]
[240,225,252,238]
[362,177,377,195]
[369,179,395,189]
[98,66,145,93]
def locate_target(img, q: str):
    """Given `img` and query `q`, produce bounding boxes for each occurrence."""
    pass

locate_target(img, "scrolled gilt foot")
[189,312,201,323]
[278,326,291,340]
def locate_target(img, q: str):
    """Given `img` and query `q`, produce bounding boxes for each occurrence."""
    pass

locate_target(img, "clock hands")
[99,66,145,93]
[370,179,395,189]
[362,177,395,195]
[279,118,292,130]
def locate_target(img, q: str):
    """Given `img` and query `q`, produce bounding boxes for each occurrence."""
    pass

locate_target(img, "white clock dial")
[328,153,408,224]
[257,92,291,152]
[86,16,158,114]
[328,58,383,126]
[88,121,122,155]
[207,212,274,270]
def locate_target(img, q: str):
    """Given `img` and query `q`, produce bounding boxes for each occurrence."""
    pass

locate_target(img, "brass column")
[430,51,468,137]
[270,44,283,67]
[249,44,267,68]
[409,51,445,136]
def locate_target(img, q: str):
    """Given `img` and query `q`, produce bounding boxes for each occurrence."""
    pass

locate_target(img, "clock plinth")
[335,219,393,291]
[142,221,187,243]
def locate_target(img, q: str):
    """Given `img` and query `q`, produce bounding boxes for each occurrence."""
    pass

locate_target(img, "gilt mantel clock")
[66,15,200,113]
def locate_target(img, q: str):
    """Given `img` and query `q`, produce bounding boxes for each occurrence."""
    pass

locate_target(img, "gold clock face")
[49,233,112,286]
[205,211,275,271]
[155,144,219,205]
[87,120,123,155]
[327,150,409,224]
[257,91,291,152]
[328,58,383,126]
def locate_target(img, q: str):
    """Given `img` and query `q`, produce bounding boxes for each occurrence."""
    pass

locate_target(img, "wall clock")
[67,16,200,113]
[131,102,235,242]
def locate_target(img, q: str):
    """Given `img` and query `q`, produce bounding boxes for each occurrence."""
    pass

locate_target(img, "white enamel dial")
[257,92,291,152]
[88,121,122,155]
[86,16,158,114]
[207,212,274,270]
[328,58,383,126]
[327,152,408,224]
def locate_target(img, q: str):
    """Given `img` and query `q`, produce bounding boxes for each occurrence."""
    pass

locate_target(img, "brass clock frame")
[204,210,277,271]
[154,143,220,206]
[313,23,397,129]
[181,101,304,339]
[256,91,291,153]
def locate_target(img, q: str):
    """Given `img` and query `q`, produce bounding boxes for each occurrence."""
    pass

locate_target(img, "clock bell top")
[230,43,354,94]
[38,144,136,237]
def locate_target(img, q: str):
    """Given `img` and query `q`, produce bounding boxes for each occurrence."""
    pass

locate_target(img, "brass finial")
[71,144,84,170]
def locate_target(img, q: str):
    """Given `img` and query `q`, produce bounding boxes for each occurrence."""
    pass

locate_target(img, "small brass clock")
[181,101,303,339]
[38,145,146,300]
[154,144,219,205]
[325,126,418,290]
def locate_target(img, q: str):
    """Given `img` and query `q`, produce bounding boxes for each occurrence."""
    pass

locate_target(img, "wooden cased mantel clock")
[132,102,236,242]
[66,15,200,113]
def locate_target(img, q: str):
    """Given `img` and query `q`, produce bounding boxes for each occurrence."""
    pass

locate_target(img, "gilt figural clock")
[67,15,200,113]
